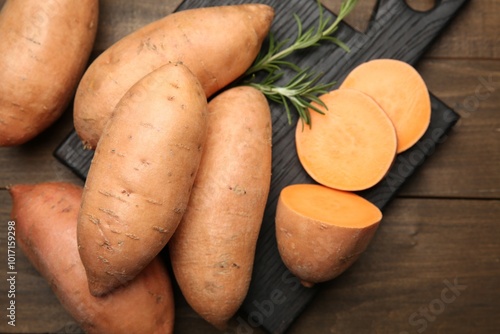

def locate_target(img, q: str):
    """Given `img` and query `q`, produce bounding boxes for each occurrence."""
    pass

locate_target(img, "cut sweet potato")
[9,182,175,334]
[295,88,397,191]
[340,58,431,153]
[275,183,381,287]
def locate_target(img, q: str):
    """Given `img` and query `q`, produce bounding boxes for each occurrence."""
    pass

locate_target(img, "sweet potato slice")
[9,182,175,334]
[295,88,397,191]
[275,183,381,287]
[340,58,431,153]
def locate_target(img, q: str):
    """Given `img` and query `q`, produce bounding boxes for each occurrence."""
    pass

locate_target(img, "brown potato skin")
[275,193,380,287]
[9,182,175,334]
[74,4,274,149]
[169,86,272,330]
[78,62,208,296]
[0,0,98,146]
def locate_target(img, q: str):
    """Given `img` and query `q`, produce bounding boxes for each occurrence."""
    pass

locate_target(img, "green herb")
[247,69,335,126]
[245,0,357,76]
[243,0,358,125]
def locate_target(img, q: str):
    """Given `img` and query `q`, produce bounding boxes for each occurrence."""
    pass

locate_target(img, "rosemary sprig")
[247,69,336,125]
[244,0,358,77]
[242,0,358,126]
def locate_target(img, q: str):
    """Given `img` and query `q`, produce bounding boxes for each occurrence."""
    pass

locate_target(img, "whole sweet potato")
[0,0,98,146]
[73,3,274,149]
[78,62,208,296]
[169,86,272,329]
[9,182,175,334]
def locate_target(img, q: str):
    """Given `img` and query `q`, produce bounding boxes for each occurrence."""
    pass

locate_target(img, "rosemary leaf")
[246,68,335,126]
[245,0,358,77]
[242,0,358,125]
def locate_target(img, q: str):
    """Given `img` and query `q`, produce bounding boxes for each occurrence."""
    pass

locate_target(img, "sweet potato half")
[0,0,98,146]
[275,183,382,287]
[9,182,175,334]
[169,86,272,329]
[74,3,274,149]
[77,62,208,297]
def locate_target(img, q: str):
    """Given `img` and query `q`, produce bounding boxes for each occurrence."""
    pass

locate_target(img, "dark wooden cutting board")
[54,0,469,332]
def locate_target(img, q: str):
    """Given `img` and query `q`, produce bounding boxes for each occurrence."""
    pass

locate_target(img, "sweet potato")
[77,62,208,296]
[0,0,98,146]
[340,58,431,153]
[169,86,272,329]
[9,182,175,334]
[74,3,274,149]
[295,88,397,191]
[275,183,382,287]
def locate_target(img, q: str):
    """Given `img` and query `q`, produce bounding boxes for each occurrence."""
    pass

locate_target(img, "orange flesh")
[340,58,431,153]
[280,184,381,228]
[295,88,397,191]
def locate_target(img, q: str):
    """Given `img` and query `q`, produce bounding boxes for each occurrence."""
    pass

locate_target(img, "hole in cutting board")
[321,0,439,33]
[321,0,377,33]
[405,0,437,12]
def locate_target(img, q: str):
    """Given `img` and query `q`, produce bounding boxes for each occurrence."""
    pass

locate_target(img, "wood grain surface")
[0,0,499,333]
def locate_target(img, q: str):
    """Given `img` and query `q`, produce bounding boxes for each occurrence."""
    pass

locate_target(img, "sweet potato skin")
[9,182,175,334]
[275,185,381,287]
[78,62,208,296]
[74,4,274,149]
[169,86,272,329]
[0,0,98,146]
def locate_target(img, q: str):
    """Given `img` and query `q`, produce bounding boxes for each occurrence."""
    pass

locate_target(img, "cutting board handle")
[373,0,469,20]
[342,0,471,66]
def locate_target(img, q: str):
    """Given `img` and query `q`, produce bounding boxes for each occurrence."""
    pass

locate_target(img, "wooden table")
[0,0,498,333]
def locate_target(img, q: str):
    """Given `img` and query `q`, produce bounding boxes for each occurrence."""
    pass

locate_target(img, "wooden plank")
[287,198,500,333]
[2,194,498,333]
[53,1,468,332]
[321,0,378,33]
[0,0,498,333]
[320,1,448,34]
[322,0,499,60]
[1,2,495,200]
[3,0,494,60]
[0,0,182,54]
[93,0,183,52]
[423,0,499,59]
[400,59,500,198]
[0,108,83,188]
